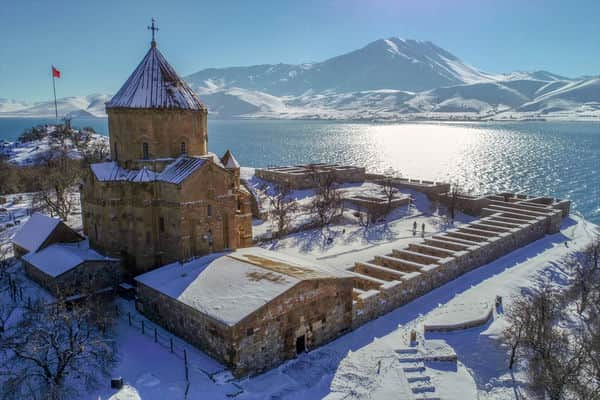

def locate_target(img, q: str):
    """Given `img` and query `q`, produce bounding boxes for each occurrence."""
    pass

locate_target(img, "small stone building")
[80,38,253,276]
[135,248,353,377]
[11,212,82,258]
[22,241,121,298]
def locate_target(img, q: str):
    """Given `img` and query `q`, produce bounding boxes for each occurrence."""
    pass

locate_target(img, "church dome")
[106,45,206,111]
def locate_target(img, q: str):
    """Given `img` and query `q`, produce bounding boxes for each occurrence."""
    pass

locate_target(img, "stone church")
[81,35,253,276]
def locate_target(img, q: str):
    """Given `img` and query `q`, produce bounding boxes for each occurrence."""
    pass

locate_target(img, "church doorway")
[295,335,306,355]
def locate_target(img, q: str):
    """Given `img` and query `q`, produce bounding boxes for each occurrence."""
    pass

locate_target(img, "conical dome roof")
[106,45,205,111]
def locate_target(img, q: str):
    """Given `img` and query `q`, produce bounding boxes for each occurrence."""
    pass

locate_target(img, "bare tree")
[265,183,298,237]
[567,238,600,315]
[0,298,117,400]
[446,182,463,222]
[380,177,398,215]
[309,167,344,227]
[502,278,600,400]
[32,150,81,221]
[503,294,534,370]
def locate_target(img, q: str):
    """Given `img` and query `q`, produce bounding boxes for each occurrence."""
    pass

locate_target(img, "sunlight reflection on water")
[208,120,600,223]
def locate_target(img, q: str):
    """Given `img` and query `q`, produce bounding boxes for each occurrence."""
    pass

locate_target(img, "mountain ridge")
[2,37,599,120]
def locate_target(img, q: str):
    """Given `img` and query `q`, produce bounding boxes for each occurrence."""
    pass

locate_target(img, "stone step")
[354,261,407,282]
[402,364,426,373]
[487,215,530,225]
[412,384,436,394]
[424,238,470,252]
[489,199,550,213]
[406,375,431,383]
[481,217,523,228]
[469,222,511,233]
[347,270,386,291]
[391,249,442,265]
[458,226,499,238]
[409,243,456,258]
[398,357,427,363]
[444,230,489,243]
[396,348,419,354]
[374,255,428,273]
[486,204,550,218]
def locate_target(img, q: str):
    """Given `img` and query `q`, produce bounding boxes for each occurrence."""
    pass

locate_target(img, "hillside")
[2,38,599,120]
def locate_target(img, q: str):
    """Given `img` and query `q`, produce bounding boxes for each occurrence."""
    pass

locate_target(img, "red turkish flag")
[52,65,60,78]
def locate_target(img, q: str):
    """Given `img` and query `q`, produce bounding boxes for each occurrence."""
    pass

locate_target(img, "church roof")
[90,153,226,184]
[106,45,205,111]
[220,150,240,169]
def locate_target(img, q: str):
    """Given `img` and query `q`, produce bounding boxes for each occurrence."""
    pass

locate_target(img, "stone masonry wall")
[23,259,121,298]
[136,277,353,377]
[351,196,570,328]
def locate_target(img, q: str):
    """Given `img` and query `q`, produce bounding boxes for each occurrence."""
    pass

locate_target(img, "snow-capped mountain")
[2,38,599,120]
[0,94,109,118]
[186,38,500,96]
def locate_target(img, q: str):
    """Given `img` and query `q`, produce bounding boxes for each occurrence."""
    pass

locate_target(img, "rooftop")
[11,212,60,252]
[23,240,117,278]
[135,248,347,326]
[90,153,225,184]
[106,45,206,111]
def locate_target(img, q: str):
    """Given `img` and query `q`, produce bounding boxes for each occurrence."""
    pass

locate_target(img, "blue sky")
[1,0,599,101]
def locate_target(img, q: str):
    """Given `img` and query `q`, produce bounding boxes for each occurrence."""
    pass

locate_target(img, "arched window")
[142,142,149,159]
[207,204,212,217]
[180,142,186,155]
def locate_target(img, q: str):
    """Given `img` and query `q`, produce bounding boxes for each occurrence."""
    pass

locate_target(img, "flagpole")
[51,69,58,124]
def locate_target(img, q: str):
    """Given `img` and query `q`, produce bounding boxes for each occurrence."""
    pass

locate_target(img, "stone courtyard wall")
[256,164,365,189]
[136,276,353,377]
[351,196,570,328]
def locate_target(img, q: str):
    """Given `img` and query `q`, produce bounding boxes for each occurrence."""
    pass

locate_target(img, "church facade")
[81,38,253,276]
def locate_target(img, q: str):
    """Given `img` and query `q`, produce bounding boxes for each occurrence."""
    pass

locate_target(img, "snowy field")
[1,172,598,399]
[95,213,596,400]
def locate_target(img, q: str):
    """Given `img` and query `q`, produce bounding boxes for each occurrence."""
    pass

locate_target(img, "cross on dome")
[148,18,159,47]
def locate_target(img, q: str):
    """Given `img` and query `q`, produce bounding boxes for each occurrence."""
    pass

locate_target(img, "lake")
[1,117,599,224]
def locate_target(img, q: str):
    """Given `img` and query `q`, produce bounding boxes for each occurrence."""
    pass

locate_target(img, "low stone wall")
[349,193,570,328]
[344,195,410,216]
[366,175,451,197]
[256,164,365,189]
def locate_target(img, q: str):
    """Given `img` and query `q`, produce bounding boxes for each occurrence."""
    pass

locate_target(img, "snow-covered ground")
[89,213,595,400]
[2,169,598,399]
[0,125,108,166]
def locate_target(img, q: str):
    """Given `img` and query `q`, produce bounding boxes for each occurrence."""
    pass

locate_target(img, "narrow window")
[159,217,165,232]
[180,142,186,155]
[142,142,149,159]
[207,204,212,217]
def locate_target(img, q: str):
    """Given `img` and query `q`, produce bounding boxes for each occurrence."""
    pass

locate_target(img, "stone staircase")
[396,348,440,400]
[351,192,570,327]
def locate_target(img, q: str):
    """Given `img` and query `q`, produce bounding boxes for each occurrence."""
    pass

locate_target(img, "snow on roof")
[90,155,216,184]
[23,240,116,278]
[221,150,240,169]
[106,45,206,111]
[156,157,207,184]
[135,248,345,326]
[11,212,60,252]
